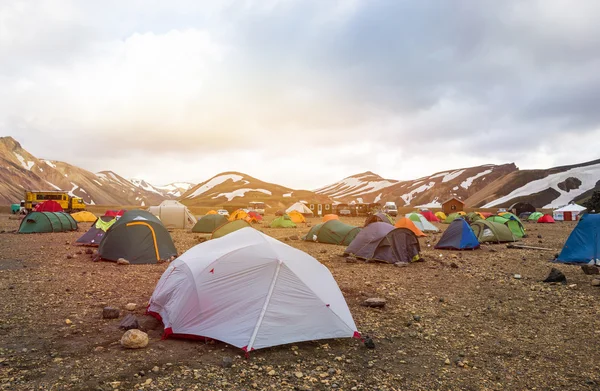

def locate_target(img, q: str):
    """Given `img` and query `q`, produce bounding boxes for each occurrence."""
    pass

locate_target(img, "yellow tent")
[288,210,306,224]
[229,209,248,221]
[457,211,466,216]
[71,211,97,222]
[435,211,447,221]
[206,210,218,215]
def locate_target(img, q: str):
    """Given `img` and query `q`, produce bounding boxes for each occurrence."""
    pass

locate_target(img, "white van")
[383,202,398,216]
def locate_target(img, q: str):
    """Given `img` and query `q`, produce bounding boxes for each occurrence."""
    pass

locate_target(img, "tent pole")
[247,260,282,351]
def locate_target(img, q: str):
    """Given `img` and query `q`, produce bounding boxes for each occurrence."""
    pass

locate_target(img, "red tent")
[247,211,263,221]
[537,214,555,223]
[420,210,439,222]
[480,212,493,218]
[34,200,64,212]
[104,210,126,217]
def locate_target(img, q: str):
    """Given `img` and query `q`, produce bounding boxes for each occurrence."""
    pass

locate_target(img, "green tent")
[303,220,361,246]
[98,210,177,264]
[466,212,483,223]
[18,212,78,234]
[471,220,516,243]
[486,216,526,239]
[270,215,297,228]
[528,212,544,222]
[211,219,252,239]
[11,204,20,214]
[443,212,462,224]
[192,214,228,233]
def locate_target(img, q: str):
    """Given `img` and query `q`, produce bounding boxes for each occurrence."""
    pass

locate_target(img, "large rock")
[362,298,386,308]
[120,329,149,349]
[102,307,120,319]
[119,314,140,331]
[543,268,567,284]
[581,265,600,275]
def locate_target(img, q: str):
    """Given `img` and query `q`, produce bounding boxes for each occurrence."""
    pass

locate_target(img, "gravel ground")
[0,214,599,391]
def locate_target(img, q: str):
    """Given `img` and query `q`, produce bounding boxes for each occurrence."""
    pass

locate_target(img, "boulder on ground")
[543,268,567,284]
[581,265,600,275]
[120,329,148,349]
[362,298,386,308]
[119,314,140,331]
[102,307,120,319]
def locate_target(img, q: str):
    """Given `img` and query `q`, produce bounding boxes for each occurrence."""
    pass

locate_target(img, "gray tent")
[343,222,421,264]
[364,212,394,227]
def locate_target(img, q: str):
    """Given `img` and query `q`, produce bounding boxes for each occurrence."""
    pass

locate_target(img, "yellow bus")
[23,191,86,212]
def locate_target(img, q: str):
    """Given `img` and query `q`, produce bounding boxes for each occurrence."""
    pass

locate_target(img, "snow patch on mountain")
[400,181,436,205]
[374,193,382,203]
[460,169,493,189]
[68,182,79,197]
[442,169,465,183]
[212,188,272,201]
[14,152,34,170]
[45,181,62,191]
[187,174,244,198]
[317,175,397,199]
[43,160,56,168]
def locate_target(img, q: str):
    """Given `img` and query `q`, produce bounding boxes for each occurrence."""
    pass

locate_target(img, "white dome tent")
[286,202,314,216]
[147,200,197,229]
[148,228,359,351]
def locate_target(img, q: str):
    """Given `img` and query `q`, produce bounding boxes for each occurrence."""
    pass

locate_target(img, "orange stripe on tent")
[126,222,160,261]
[394,217,426,237]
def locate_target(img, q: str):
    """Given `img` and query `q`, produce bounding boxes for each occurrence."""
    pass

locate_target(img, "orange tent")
[288,210,306,224]
[206,210,218,215]
[322,214,339,223]
[394,217,426,237]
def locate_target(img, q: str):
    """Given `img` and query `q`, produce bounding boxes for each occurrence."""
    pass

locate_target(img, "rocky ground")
[0,213,599,391]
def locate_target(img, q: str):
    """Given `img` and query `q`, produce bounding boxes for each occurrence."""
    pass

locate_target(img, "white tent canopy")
[406,213,440,233]
[148,227,358,351]
[286,202,313,216]
[553,203,587,221]
[147,200,197,229]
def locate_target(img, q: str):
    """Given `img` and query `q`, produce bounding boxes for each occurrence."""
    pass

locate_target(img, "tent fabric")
[192,214,228,233]
[34,200,64,212]
[147,200,197,229]
[344,223,421,264]
[537,214,556,223]
[435,211,447,221]
[71,211,97,223]
[470,220,516,243]
[557,214,600,264]
[287,210,306,224]
[434,218,480,250]
[528,212,544,221]
[394,217,426,237]
[486,216,526,238]
[480,212,493,218]
[229,209,248,221]
[443,212,462,224]
[286,202,314,216]
[76,215,116,246]
[18,212,78,233]
[322,214,340,223]
[553,204,587,221]
[420,210,439,222]
[465,212,484,223]
[147,227,358,350]
[206,210,218,215]
[270,215,297,228]
[247,211,263,221]
[406,213,439,232]
[304,220,361,246]
[211,220,252,239]
[364,212,394,227]
[519,212,532,220]
[98,210,177,264]
[104,210,126,217]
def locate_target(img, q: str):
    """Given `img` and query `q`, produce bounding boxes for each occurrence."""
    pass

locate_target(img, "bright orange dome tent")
[394,217,426,237]
[322,214,339,223]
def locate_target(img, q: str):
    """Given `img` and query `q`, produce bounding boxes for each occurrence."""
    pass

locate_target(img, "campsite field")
[0,214,599,391]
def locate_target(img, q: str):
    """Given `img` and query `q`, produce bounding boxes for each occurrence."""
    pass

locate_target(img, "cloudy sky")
[2,0,600,189]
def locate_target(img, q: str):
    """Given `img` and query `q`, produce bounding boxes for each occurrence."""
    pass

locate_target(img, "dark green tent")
[486,215,526,238]
[98,210,177,264]
[270,215,297,228]
[303,220,361,246]
[471,220,516,243]
[211,220,252,239]
[18,212,78,234]
[192,214,228,233]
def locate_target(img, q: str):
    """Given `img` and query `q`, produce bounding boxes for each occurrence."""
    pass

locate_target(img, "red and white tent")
[148,227,358,351]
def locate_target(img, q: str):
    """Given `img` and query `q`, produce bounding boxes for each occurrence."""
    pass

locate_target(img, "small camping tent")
[322,214,340,222]
[304,220,361,246]
[104,210,126,217]
[34,200,64,212]
[434,218,479,250]
[465,212,484,223]
[528,212,544,222]
[364,212,394,227]
[486,215,526,238]
[246,211,263,224]
[537,214,555,223]
[147,227,358,350]
[435,211,447,221]
[406,213,439,232]
[286,202,313,216]
[509,202,536,217]
[420,210,439,222]
[18,212,77,233]
[98,210,177,264]
[206,210,218,215]
[557,214,600,264]
[270,215,297,228]
[443,212,462,224]
[553,204,587,221]
[470,220,516,243]
[147,200,197,229]
[76,215,116,246]
[288,210,306,223]
[71,211,97,223]
[394,217,426,237]
[229,209,248,221]
[344,223,421,264]
[211,219,252,239]
[192,214,228,233]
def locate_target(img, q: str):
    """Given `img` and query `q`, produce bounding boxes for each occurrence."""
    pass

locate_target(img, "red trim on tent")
[353,331,362,339]
[146,310,211,341]
[209,268,214,274]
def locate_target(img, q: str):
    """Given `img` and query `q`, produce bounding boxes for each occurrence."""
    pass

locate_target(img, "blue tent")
[434,218,479,250]
[557,214,600,264]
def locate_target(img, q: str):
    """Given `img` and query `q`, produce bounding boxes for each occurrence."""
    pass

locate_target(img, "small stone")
[152,366,159,372]
[267,369,276,376]
[543,268,567,283]
[362,298,386,308]
[119,314,140,331]
[102,307,120,319]
[537,234,542,239]
[450,262,459,269]
[364,336,375,349]
[444,358,451,365]
[295,372,304,378]
[65,319,72,325]
[413,315,421,322]
[513,274,522,279]
[319,249,327,254]
[591,279,600,287]
[581,265,600,275]
[120,329,149,349]
[85,248,94,255]
[116,258,130,265]
[288,235,300,241]
[125,303,137,311]
[66,255,73,259]
[222,357,233,368]
[93,346,104,352]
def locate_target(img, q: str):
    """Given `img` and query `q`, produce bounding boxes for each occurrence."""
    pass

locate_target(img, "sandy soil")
[0,214,599,391]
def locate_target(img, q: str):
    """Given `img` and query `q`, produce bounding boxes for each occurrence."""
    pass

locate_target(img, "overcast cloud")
[2,0,600,189]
